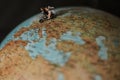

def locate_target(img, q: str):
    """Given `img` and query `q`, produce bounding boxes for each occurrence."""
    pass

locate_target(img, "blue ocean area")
[96,36,108,60]
[113,39,119,47]
[14,28,73,67]
[94,74,102,80]
[58,72,65,80]
[25,37,71,67]
[60,31,85,45]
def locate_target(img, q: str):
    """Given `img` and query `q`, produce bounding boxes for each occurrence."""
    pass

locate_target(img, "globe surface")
[0,7,120,80]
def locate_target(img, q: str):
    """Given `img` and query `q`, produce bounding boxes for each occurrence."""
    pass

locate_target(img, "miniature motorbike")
[39,14,56,23]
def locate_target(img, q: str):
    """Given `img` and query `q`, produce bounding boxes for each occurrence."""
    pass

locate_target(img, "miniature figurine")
[39,6,56,23]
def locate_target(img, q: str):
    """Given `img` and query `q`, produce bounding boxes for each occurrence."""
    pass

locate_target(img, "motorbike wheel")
[39,19,44,23]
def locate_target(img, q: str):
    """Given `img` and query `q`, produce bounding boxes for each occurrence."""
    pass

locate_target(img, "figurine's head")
[44,6,49,11]
[45,8,49,11]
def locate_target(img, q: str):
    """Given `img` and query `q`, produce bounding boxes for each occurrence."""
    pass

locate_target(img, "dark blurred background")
[0,0,120,43]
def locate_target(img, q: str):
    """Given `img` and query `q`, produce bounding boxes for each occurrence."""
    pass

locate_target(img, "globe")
[0,7,120,80]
